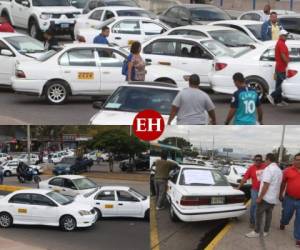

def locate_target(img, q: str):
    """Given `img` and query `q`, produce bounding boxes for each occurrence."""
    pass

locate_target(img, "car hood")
[178,185,244,196]
[90,110,170,125]
[34,6,80,14]
[63,200,94,211]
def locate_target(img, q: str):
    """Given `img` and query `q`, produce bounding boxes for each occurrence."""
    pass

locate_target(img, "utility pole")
[27,125,31,164]
[212,136,215,161]
[278,125,286,163]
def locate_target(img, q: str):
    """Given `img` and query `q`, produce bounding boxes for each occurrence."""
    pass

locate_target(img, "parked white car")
[76,186,149,219]
[210,40,300,97]
[76,16,169,46]
[16,153,39,165]
[167,165,246,222]
[48,152,65,164]
[0,153,10,163]
[0,189,97,231]
[141,36,234,88]
[74,6,156,35]
[12,43,190,104]
[211,20,264,42]
[84,151,108,161]
[219,165,251,187]
[238,9,295,22]
[89,82,180,125]
[164,25,259,53]
[1,160,43,176]
[0,33,48,87]
[39,175,98,197]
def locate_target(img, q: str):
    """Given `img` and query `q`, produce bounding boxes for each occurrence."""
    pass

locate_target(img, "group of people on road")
[237,152,300,247]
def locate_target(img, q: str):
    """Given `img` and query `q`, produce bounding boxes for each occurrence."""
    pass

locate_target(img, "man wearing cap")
[267,30,289,106]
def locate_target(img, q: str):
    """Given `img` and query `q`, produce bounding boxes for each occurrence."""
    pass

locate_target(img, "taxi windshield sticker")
[18,208,27,214]
[78,72,94,80]
[105,204,114,209]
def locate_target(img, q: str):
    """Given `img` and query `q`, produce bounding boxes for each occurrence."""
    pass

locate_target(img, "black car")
[52,157,93,175]
[159,4,231,28]
[119,155,149,171]
[74,0,139,14]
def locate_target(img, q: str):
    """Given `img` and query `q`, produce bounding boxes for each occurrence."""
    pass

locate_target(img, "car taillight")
[16,70,26,78]
[215,63,227,71]
[180,196,210,206]
[287,69,298,78]
[226,195,245,204]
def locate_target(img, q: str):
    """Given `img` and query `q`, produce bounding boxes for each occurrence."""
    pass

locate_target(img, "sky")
[159,126,300,155]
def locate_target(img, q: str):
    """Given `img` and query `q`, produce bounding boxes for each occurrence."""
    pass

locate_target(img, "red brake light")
[16,70,26,78]
[180,196,210,206]
[215,63,227,71]
[287,69,298,78]
[226,195,246,204]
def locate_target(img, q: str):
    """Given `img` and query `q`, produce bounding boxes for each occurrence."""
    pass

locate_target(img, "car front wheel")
[0,212,13,228]
[45,82,69,104]
[4,171,11,177]
[245,76,268,99]
[60,215,77,231]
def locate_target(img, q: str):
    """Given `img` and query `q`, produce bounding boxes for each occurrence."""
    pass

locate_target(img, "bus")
[150,142,183,167]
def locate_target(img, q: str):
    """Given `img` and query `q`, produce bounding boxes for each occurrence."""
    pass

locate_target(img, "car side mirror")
[93,101,104,109]
[1,49,13,57]
[22,0,30,7]
[181,17,190,22]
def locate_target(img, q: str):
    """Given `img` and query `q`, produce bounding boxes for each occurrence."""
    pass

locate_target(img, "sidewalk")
[215,204,298,250]
[0,236,45,250]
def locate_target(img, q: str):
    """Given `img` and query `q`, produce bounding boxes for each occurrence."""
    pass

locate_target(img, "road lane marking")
[150,197,160,250]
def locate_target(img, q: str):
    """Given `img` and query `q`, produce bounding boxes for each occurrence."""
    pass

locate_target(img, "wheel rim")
[47,84,67,103]
[0,214,11,227]
[247,81,264,98]
[63,217,75,231]
[30,24,37,38]
[4,172,10,177]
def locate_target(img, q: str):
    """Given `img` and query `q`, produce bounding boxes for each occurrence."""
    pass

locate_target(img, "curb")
[0,185,29,192]
[150,197,160,250]
[204,200,251,250]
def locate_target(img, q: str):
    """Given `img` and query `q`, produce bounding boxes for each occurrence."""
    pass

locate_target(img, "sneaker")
[263,232,269,237]
[156,206,164,211]
[296,241,300,247]
[280,224,285,230]
[267,95,275,105]
[245,231,260,238]
[281,101,289,106]
[276,102,285,107]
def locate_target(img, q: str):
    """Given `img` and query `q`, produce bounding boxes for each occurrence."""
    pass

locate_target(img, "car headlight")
[65,167,70,171]
[73,13,81,18]
[79,210,91,216]
[183,75,190,81]
[40,13,52,20]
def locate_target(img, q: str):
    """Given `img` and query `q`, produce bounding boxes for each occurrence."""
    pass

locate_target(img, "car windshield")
[47,191,73,205]
[191,8,230,21]
[245,24,263,40]
[4,36,46,54]
[73,178,98,190]
[117,10,155,19]
[233,166,247,175]
[70,0,87,9]
[83,186,100,198]
[179,168,229,186]
[208,30,255,47]
[38,50,59,62]
[200,40,233,57]
[107,0,138,7]
[129,188,147,200]
[103,86,178,115]
[32,0,71,6]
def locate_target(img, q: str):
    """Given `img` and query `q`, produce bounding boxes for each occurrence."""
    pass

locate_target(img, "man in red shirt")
[279,153,300,248]
[267,29,289,107]
[0,16,14,33]
[237,154,266,227]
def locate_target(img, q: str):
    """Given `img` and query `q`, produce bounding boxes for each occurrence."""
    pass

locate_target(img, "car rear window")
[117,10,155,19]
[179,168,229,186]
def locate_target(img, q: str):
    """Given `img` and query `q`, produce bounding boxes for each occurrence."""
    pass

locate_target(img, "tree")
[160,137,192,149]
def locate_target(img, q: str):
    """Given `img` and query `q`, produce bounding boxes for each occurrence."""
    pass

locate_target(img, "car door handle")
[48,186,52,188]
[96,202,100,205]
[115,37,121,40]
[263,64,273,67]
[145,58,152,63]
[64,70,71,73]
[62,189,66,191]
[102,71,110,74]
[118,203,123,206]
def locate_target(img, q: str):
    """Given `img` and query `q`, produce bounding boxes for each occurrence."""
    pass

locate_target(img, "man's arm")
[127,61,133,81]
[257,105,263,125]
[279,180,287,201]
[225,107,236,125]
[280,52,289,64]
[257,182,270,203]
[207,109,216,125]
[167,105,179,125]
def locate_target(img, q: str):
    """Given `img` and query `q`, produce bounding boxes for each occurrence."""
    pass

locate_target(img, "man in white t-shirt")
[246,153,283,238]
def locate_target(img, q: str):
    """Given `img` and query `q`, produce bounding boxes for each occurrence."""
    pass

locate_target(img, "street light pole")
[212,136,215,161]
[27,125,31,164]
[278,125,286,163]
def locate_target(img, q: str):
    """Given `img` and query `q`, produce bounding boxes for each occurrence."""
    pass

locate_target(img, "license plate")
[61,23,69,28]
[211,197,225,205]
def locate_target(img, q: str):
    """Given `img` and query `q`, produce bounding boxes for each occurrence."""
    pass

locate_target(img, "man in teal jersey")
[225,73,263,125]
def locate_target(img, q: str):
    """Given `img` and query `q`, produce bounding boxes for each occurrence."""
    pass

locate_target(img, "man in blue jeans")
[279,153,300,248]
[237,155,266,227]
[0,165,3,185]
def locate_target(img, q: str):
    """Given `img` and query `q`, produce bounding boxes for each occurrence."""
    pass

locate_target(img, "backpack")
[122,54,135,80]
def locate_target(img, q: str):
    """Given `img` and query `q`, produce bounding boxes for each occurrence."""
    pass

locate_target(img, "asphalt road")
[0,176,149,250]
[1,88,300,125]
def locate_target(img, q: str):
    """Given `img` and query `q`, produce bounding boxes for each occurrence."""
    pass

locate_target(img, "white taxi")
[76,186,149,220]
[39,175,98,197]
[16,153,39,165]
[0,153,10,163]
[76,16,169,46]
[12,44,190,104]
[89,82,180,125]
[0,189,97,231]
[141,36,235,88]
[1,160,43,177]
[167,165,246,222]
[0,33,47,87]
[219,165,251,187]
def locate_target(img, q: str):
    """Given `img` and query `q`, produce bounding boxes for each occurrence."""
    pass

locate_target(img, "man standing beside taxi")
[237,155,266,227]
[279,153,300,248]
[261,12,283,41]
